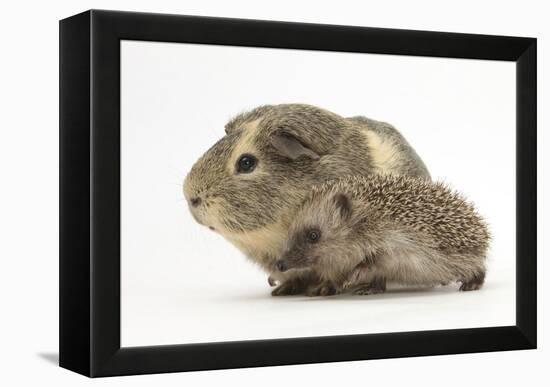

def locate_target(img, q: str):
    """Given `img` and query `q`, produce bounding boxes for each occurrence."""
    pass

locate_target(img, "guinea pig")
[183,104,431,295]
[276,175,490,296]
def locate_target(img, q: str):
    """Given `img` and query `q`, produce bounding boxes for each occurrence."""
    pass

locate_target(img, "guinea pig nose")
[276,260,288,272]
[190,197,202,207]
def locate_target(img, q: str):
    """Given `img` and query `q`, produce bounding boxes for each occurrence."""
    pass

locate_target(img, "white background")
[121,41,516,346]
[0,0,547,386]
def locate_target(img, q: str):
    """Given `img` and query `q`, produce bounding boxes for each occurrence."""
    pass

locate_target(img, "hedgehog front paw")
[271,278,307,296]
[353,286,385,295]
[353,278,386,295]
[459,272,485,291]
[459,280,484,291]
[305,283,338,297]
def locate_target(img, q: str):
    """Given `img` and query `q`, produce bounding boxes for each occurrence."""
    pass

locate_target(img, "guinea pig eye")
[307,230,321,243]
[236,154,257,173]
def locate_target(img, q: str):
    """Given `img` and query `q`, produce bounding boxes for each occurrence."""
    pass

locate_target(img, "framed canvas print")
[59,10,537,377]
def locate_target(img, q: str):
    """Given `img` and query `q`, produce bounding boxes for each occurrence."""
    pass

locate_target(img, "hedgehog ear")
[333,193,351,220]
[270,132,320,160]
[224,123,235,135]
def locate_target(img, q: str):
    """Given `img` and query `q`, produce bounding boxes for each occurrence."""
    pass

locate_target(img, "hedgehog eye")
[236,154,257,173]
[307,229,321,243]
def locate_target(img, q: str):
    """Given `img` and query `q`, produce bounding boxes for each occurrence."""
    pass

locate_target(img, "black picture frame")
[59,9,537,377]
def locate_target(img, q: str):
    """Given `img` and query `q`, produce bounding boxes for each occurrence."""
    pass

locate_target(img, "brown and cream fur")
[277,175,490,296]
[183,104,430,295]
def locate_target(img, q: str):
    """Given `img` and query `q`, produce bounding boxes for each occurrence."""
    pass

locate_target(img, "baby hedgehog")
[275,175,490,296]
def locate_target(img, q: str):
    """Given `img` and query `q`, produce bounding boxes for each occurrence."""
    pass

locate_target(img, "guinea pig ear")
[270,132,320,160]
[333,193,351,220]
